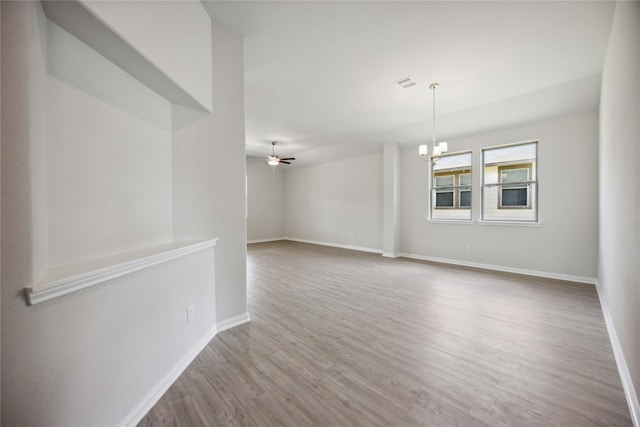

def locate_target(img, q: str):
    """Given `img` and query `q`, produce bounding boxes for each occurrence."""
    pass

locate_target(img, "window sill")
[426,219,475,224]
[478,221,542,227]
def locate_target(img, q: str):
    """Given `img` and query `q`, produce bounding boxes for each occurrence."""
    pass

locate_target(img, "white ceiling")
[202,1,615,166]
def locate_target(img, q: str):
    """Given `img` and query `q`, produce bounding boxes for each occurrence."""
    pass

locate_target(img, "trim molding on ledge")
[399,252,597,285]
[284,237,383,255]
[26,239,219,306]
[595,282,640,427]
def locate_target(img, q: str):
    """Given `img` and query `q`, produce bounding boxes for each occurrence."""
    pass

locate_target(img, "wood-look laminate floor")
[139,241,632,426]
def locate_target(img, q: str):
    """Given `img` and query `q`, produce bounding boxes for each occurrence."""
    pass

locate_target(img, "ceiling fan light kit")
[419,82,448,164]
[266,141,296,166]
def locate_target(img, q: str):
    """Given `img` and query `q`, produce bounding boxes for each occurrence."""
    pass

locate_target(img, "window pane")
[501,169,528,183]
[433,152,472,171]
[502,188,527,206]
[435,175,454,188]
[460,190,471,207]
[436,192,454,207]
[484,142,536,165]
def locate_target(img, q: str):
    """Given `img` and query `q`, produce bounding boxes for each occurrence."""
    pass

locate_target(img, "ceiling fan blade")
[279,157,296,161]
[279,161,291,164]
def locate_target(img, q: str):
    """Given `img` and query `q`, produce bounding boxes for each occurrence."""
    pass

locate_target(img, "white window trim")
[481,141,538,222]
[498,165,532,209]
[426,218,476,224]
[429,150,473,220]
[478,220,543,227]
[459,172,472,208]
[434,174,456,209]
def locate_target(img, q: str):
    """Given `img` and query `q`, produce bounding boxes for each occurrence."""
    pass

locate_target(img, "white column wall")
[172,19,247,323]
[382,143,400,257]
[598,1,640,423]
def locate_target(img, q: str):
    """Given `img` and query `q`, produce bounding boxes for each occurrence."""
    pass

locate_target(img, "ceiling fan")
[266,141,296,166]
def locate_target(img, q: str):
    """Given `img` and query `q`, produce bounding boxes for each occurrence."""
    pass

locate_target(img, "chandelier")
[419,83,448,163]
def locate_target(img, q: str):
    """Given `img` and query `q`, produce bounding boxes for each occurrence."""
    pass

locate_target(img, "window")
[434,175,454,208]
[499,165,530,208]
[482,141,537,222]
[430,151,472,220]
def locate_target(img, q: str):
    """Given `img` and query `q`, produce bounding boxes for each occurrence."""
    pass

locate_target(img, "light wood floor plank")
[139,241,631,426]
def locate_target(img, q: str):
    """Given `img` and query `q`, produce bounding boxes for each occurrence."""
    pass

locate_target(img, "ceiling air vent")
[396,77,416,88]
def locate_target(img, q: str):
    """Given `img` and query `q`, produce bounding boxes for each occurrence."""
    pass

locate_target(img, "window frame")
[459,173,472,208]
[481,141,538,223]
[434,173,456,209]
[432,171,472,210]
[429,150,473,221]
[497,164,532,209]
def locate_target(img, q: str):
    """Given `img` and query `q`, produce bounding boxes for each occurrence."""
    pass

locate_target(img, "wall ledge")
[26,239,218,306]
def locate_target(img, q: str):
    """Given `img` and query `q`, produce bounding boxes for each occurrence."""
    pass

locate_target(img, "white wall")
[0,0,49,290]
[47,20,173,267]
[285,152,383,251]
[281,113,598,280]
[599,1,640,422]
[78,0,212,111]
[1,2,245,425]
[246,157,286,242]
[0,3,3,416]
[399,112,599,281]
[172,19,246,323]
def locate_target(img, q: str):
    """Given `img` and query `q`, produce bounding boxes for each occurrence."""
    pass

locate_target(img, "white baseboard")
[119,312,251,426]
[595,281,640,427]
[247,237,286,244]
[217,312,251,332]
[119,324,218,427]
[382,252,400,258]
[399,252,597,285]
[284,237,383,255]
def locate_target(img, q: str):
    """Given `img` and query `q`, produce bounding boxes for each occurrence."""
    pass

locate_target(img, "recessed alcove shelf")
[26,239,218,306]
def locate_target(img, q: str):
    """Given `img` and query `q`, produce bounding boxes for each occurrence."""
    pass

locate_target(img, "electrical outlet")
[465,245,472,252]
[187,305,194,324]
